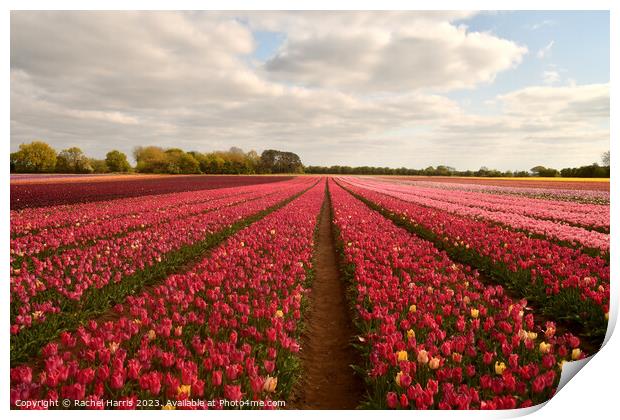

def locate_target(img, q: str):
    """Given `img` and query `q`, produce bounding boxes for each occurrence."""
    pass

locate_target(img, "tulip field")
[10,175,609,409]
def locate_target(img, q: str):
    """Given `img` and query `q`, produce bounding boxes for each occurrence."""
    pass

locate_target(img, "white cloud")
[497,83,609,119]
[527,20,555,31]
[398,83,610,170]
[254,12,527,92]
[537,40,555,59]
[543,70,560,84]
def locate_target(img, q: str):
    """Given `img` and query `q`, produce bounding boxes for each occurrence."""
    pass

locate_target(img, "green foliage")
[89,158,109,173]
[306,163,606,178]
[10,141,57,173]
[182,148,262,174]
[133,146,169,173]
[56,147,93,173]
[164,148,201,174]
[560,163,610,178]
[10,142,305,175]
[133,146,265,174]
[530,165,559,177]
[260,149,304,174]
[105,150,131,172]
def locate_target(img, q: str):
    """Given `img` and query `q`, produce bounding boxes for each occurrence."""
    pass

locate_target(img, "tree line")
[306,153,610,178]
[10,140,609,177]
[10,141,304,175]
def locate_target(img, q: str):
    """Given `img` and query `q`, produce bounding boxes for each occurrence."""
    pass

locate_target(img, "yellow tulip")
[495,361,506,375]
[177,384,191,397]
[275,310,284,318]
[406,329,415,340]
[539,342,551,354]
[429,357,440,370]
[572,348,582,360]
[395,371,404,387]
[396,350,408,362]
[162,404,176,410]
[409,304,417,313]
[470,308,479,319]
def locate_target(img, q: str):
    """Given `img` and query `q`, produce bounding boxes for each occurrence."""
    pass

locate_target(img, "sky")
[10,11,609,171]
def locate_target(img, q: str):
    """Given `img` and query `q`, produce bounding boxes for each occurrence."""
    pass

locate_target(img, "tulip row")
[350,178,609,250]
[11,174,293,210]
[11,178,306,239]
[364,178,609,232]
[11,178,311,315]
[337,178,609,338]
[11,179,325,409]
[329,179,585,409]
[386,178,610,204]
[10,187,225,237]
[11,188,254,257]
[11,179,316,363]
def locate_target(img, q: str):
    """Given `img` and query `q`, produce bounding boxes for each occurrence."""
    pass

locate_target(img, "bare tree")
[602,150,610,166]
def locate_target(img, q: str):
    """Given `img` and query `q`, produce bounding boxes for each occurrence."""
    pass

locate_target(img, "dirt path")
[290,187,364,409]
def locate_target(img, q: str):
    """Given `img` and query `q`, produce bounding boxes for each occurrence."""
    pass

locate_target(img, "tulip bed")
[11,179,325,409]
[9,173,610,410]
[373,178,609,231]
[10,186,261,237]
[11,184,266,257]
[351,178,609,249]
[337,178,609,339]
[11,174,293,209]
[11,178,316,364]
[385,177,610,204]
[329,179,585,409]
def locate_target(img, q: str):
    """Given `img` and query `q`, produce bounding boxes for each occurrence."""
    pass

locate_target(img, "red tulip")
[386,392,398,408]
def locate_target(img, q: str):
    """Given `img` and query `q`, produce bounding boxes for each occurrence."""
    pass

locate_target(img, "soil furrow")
[291,187,363,409]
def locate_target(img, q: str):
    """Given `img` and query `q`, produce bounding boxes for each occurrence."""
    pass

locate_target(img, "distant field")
[10,173,167,184]
[462,176,609,182]
[10,173,294,185]
[381,175,610,191]
[10,174,294,209]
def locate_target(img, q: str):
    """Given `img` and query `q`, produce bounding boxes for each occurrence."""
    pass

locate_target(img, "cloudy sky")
[10,11,609,171]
